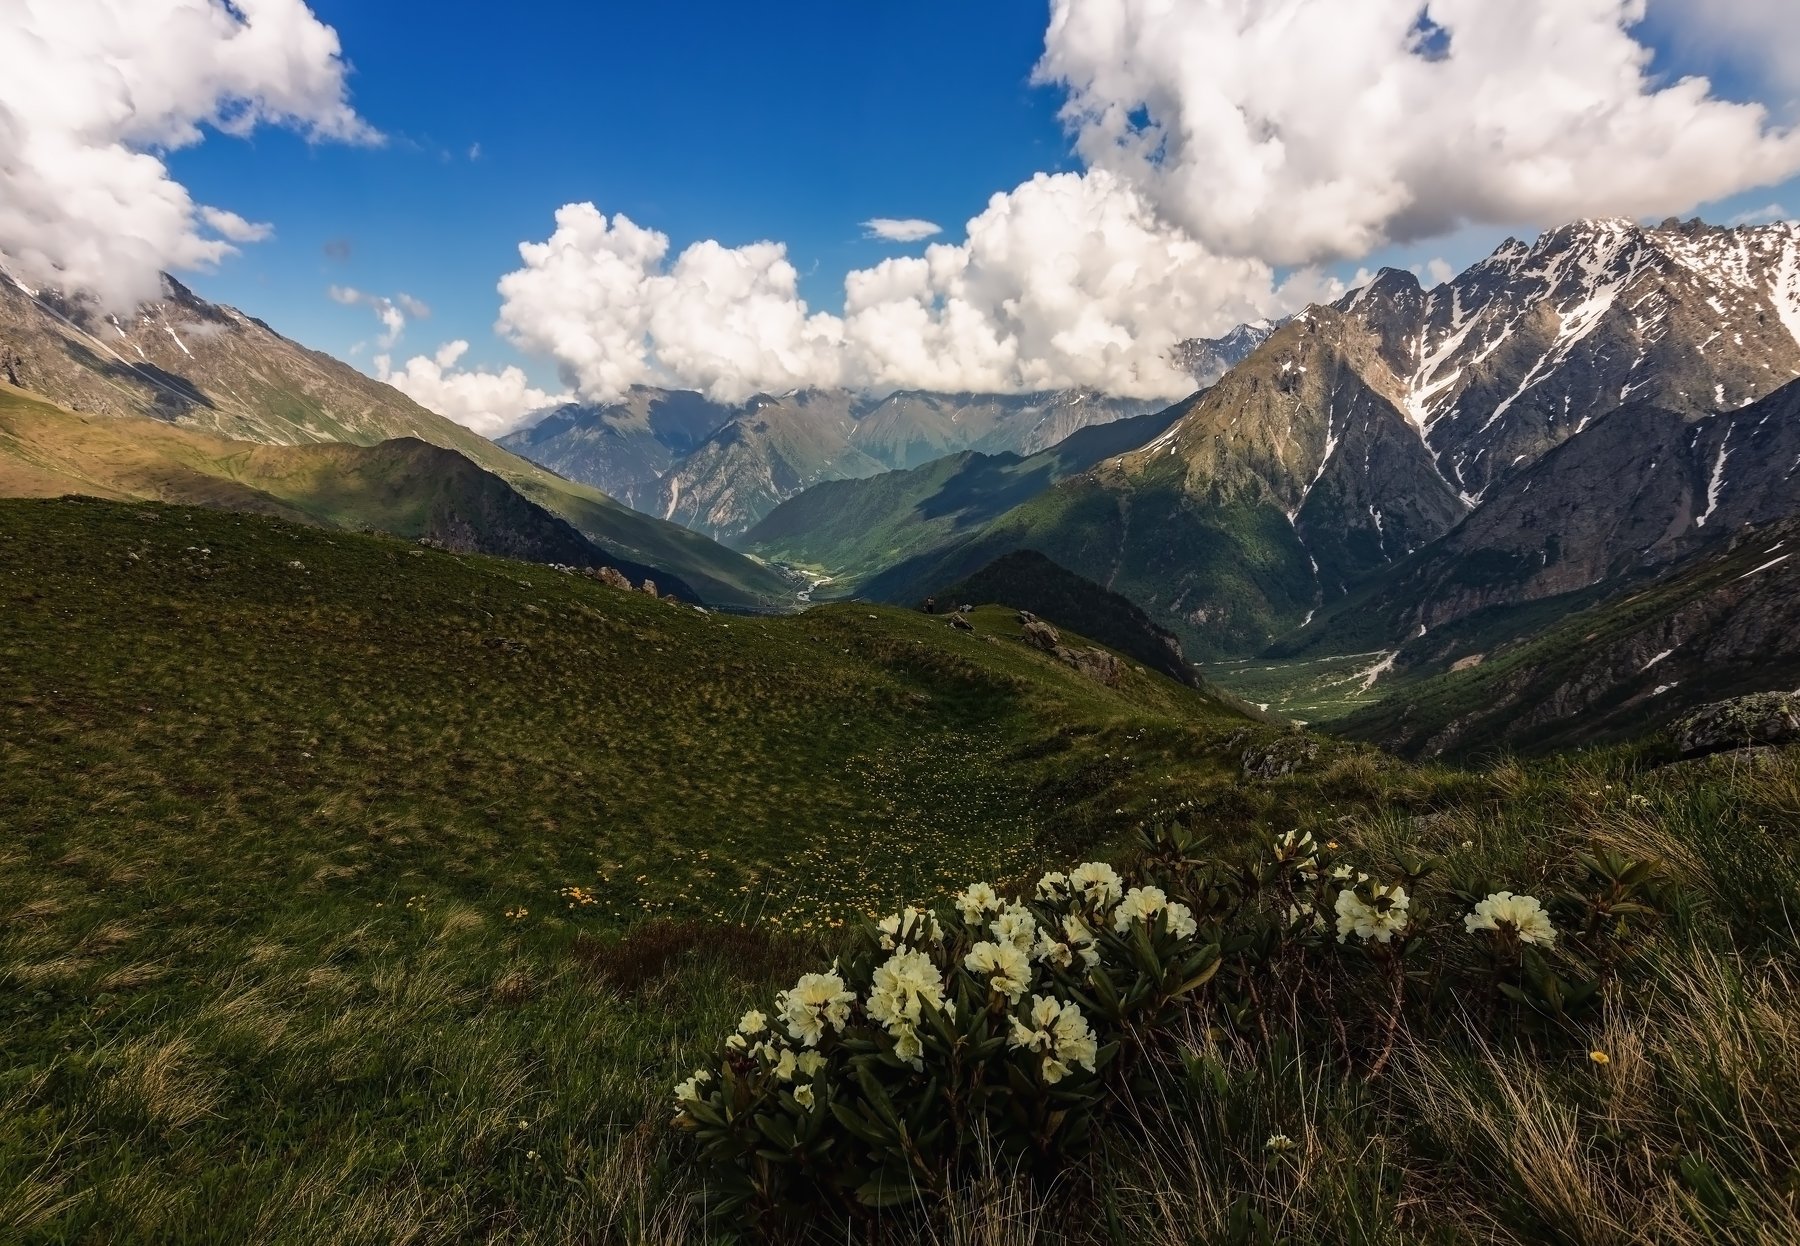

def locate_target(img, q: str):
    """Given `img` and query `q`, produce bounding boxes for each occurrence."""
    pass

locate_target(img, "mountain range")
[752,217,1800,666]
[2,214,1797,753]
[498,384,1165,540]
[0,270,793,608]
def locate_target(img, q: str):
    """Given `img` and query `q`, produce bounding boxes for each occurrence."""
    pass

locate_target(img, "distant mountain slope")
[1170,320,1281,385]
[857,308,1470,655]
[0,385,693,592]
[496,387,726,512]
[1285,376,1800,658]
[932,549,1205,690]
[0,270,793,608]
[500,384,1167,541]
[742,402,1188,585]
[656,390,888,539]
[1336,217,1800,503]
[1331,518,1800,757]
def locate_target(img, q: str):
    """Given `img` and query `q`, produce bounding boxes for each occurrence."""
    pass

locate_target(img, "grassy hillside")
[0,495,1269,1242]
[4,498,1799,1243]
[933,549,1207,691]
[0,386,797,602]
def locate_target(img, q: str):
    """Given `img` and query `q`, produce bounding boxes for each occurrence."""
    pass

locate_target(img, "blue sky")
[168,0,1082,378]
[79,0,1800,416]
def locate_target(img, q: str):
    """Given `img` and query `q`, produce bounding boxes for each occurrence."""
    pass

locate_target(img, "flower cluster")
[673,859,1220,1219]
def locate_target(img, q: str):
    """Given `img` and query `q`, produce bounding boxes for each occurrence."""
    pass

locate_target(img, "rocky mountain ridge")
[0,269,794,607]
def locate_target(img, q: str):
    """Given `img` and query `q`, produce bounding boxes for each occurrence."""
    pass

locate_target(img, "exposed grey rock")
[1242,734,1321,781]
[1671,691,1800,758]
[1021,619,1061,652]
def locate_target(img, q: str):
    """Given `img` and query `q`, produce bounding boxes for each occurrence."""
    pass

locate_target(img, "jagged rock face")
[1329,377,1800,638]
[655,390,887,540]
[1339,218,1800,503]
[1171,320,1282,385]
[498,388,727,512]
[1108,307,1468,595]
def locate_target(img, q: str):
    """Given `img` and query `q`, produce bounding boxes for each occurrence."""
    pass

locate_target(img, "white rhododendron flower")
[772,1046,798,1081]
[877,905,942,950]
[1069,862,1124,909]
[1274,829,1318,877]
[892,1022,924,1069]
[794,1083,816,1109]
[1036,871,1071,900]
[1334,884,1410,944]
[738,1009,767,1035]
[955,882,1002,925]
[796,1050,826,1078]
[866,948,946,1031]
[991,902,1038,952]
[725,1033,748,1051]
[777,971,857,1046]
[1464,891,1558,946]
[1286,901,1325,932]
[1166,900,1198,939]
[1007,993,1099,1084]
[673,1068,712,1104]
[1031,929,1074,968]
[965,940,1032,1002]
[1113,884,1168,928]
[1063,912,1101,967]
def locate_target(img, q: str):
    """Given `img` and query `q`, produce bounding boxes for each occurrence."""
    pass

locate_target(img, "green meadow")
[4,497,1798,1243]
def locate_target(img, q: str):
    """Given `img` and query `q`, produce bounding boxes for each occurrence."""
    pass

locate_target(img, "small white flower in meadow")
[1461,840,1475,850]
[1286,901,1325,932]
[1265,1133,1297,1153]
[1464,891,1558,946]
[965,940,1032,1002]
[1330,864,1369,884]
[1036,871,1070,900]
[1069,862,1124,910]
[794,1083,817,1109]
[1334,884,1410,944]
[777,971,857,1047]
[991,903,1037,952]
[1112,885,1169,932]
[738,1009,767,1036]
[955,882,1002,925]
[673,1068,712,1103]
[866,948,946,1031]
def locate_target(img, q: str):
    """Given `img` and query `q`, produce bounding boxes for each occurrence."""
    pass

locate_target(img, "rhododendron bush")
[673,822,1670,1229]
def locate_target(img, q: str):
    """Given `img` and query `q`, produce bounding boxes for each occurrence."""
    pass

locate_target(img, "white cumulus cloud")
[0,0,375,312]
[1035,0,1800,266]
[376,342,569,439]
[862,218,943,243]
[468,0,1800,410]
[329,285,429,348]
